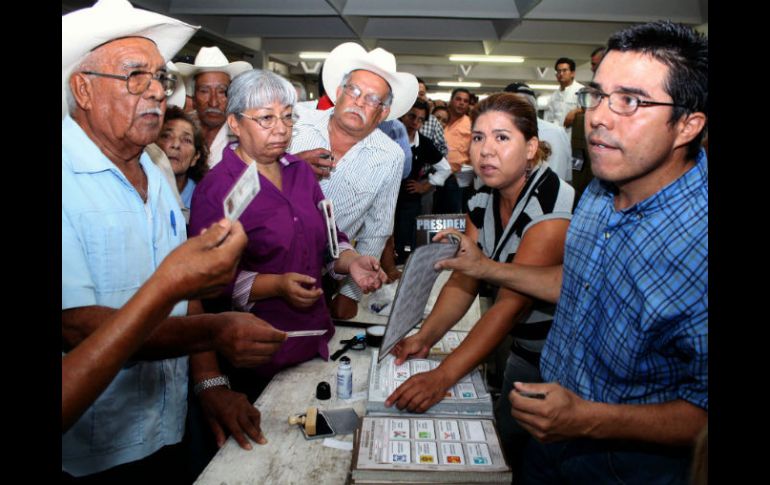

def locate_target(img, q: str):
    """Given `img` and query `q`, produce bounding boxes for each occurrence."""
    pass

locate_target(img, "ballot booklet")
[366,349,493,417]
[378,239,460,363]
[428,330,468,356]
[350,415,511,484]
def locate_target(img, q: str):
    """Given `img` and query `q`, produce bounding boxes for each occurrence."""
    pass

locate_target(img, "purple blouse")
[189,145,348,377]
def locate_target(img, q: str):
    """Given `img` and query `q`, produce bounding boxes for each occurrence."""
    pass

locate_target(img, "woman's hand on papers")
[384,368,452,413]
[391,333,431,366]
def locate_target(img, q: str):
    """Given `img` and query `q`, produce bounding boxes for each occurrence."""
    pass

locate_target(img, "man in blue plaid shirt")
[434,21,707,483]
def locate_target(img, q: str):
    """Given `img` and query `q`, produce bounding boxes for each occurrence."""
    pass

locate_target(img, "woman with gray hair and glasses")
[188,69,387,450]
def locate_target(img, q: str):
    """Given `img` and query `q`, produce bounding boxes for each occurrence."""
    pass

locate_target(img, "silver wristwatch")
[193,375,231,395]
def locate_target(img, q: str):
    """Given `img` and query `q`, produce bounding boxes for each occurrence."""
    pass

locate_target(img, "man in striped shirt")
[290,43,417,319]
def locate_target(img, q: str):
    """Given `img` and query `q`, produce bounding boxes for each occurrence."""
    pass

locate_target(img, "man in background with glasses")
[569,46,606,205]
[435,21,707,483]
[62,1,285,481]
[289,42,417,319]
[544,57,584,139]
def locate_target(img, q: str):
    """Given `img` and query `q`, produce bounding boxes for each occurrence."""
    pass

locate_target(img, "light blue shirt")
[180,178,196,210]
[378,118,413,179]
[62,116,189,476]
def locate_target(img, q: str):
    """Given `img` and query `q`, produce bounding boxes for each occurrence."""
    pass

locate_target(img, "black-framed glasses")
[577,88,687,116]
[239,112,298,129]
[81,70,177,98]
[342,83,386,109]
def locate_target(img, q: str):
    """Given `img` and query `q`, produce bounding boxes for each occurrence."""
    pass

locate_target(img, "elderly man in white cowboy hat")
[176,46,252,168]
[62,1,286,481]
[289,42,418,319]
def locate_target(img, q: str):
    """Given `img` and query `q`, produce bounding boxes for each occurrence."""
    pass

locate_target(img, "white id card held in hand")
[318,199,339,259]
[224,163,260,221]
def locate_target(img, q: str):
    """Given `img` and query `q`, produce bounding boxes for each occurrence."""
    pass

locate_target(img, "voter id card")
[318,199,339,259]
[224,163,260,221]
[286,329,328,338]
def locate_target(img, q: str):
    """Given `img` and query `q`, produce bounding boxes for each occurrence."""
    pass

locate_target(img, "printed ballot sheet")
[350,416,511,483]
[366,349,493,417]
[378,239,459,362]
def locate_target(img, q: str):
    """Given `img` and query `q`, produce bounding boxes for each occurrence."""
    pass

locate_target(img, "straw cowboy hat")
[322,42,418,120]
[61,0,198,118]
[175,46,253,94]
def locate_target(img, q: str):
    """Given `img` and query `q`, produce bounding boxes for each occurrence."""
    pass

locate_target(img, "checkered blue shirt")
[541,150,708,410]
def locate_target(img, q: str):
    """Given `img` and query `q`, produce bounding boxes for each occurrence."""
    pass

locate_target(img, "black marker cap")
[316,381,331,400]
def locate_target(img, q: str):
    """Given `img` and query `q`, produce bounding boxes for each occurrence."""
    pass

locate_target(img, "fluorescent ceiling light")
[299,52,329,60]
[438,81,481,88]
[528,84,560,90]
[449,55,524,63]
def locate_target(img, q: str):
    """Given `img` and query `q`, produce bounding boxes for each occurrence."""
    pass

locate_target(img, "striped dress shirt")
[290,108,405,301]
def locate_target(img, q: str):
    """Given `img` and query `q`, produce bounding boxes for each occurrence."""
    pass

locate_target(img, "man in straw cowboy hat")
[62,1,285,480]
[175,46,252,168]
[289,42,418,319]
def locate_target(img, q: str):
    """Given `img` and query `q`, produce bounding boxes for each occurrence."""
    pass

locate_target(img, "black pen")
[516,390,546,400]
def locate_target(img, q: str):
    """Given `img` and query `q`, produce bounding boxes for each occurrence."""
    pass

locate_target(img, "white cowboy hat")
[165,62,186,109]
[175,46,253,94]
[61,0,198,118]
[322,42,418,120]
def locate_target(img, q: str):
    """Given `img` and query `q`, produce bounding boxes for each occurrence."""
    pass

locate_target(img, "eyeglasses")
[577,88,687,116]
[342,83,386,109]
[81,70,177,98]
[239,112,297,129]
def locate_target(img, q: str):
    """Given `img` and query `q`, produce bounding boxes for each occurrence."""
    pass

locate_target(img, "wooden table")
[195,272,481,484]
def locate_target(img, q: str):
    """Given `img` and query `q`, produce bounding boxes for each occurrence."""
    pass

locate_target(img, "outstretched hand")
[158,218,247,301]
[349,255,388,294]
[432,229,487,280]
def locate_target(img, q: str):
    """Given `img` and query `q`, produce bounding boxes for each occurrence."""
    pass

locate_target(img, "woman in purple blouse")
[189,69,386,404]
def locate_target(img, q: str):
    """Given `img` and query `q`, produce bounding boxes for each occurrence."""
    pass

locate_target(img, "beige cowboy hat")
[175,46,253,94]
[322,42,418,120]
[61,0,199,118]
